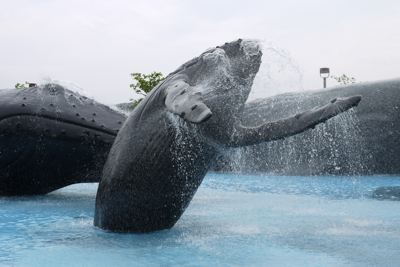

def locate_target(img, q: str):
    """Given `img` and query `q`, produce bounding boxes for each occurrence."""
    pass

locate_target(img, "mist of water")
[226,108,368,176]
[248,42,304,101]
[224,43,368,175]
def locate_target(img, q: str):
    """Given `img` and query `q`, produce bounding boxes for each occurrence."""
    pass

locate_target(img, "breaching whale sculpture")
[0,84,126,195]
[94,39,361,232]
[220,78,400,175]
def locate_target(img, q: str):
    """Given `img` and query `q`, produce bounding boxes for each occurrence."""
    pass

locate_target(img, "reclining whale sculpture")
[221,78,400,175]
[0,84,125,195]
[94,39,361,232]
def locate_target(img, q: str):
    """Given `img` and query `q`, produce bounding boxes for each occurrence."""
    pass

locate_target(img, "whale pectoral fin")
[165,80,212,124]
[230,95,362,147]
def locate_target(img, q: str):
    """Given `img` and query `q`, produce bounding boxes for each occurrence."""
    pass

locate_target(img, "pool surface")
[1,173,400,267]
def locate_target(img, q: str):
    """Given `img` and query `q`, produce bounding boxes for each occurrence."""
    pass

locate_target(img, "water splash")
[222,41,368,175]
[240,39,262,58]
[249,42,304,101]
[40,78,94,99]
[226,109,368,176]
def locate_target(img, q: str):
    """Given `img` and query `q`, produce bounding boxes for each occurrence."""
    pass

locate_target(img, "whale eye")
[180,112,185,117]
[180,90,186,95]
[191,105,198,111]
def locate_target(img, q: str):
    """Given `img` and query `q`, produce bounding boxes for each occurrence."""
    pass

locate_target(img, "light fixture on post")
[320,67,330,88]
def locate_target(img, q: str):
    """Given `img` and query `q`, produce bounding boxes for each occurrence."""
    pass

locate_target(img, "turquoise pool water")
[1,173,400,267]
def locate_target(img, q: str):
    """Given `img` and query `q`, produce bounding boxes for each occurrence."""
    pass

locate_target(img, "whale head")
[163,39,262,143]
[184,39,262,113]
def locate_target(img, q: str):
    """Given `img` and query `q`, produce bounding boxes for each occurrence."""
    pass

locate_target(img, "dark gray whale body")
[0,84,126,195]
[372,186,400,201]
[94,39,361,232]
[225,79,400,175]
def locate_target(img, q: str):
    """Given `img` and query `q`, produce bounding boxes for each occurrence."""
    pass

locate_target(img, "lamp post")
[320,67,330,88]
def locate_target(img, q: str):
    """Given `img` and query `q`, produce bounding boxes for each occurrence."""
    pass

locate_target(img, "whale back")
[0,84,126,195]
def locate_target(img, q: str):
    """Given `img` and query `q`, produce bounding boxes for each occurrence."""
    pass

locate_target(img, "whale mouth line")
[0,113,118,136]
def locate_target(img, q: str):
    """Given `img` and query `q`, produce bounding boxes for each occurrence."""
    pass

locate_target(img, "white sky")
[1,0,399,104]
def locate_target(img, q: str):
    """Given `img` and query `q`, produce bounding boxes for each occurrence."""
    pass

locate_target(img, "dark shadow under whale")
[372,186,400,201]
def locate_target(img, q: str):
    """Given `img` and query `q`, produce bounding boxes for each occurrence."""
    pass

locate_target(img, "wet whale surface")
[0,84,126,195]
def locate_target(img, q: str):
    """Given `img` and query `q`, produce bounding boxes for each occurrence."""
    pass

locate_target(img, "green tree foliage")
[15,82,37,89]
[331,74,356,85]
[15,82,29,89]
[129,72,165,107]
